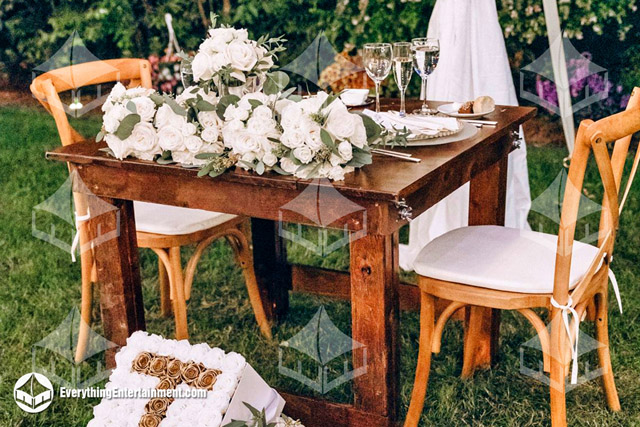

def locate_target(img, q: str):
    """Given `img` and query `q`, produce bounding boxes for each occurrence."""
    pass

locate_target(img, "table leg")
[350,232,400,423]
[250,218,291,321]
[463,152,509,376]
[87,197,145,368]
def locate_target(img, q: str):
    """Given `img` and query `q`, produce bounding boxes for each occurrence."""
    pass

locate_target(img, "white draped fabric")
[399,0,532,271]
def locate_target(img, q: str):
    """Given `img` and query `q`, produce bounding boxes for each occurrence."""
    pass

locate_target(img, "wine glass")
[411,38,440,115]
[363,43,392,113]
[392,42,413,117]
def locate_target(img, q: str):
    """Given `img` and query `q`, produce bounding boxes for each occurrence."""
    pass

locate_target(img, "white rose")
[203,347,226,369]
[252,104,273,120]
[350,115,368,148]
[293,146,314,164]
[280,157,299,174]
[156,104,186,129]
[224,104,250,122]
[208,27,235,44]
[201,126,220,143]
[184,135,204,153]
[109,82,127,101]
[131,96,156,122]
[181,122,197,136]
[280,129,305,149]
[280,103,303,129]
[233,28,249,42]
[192,52,214,81]
[205,390,232,412]
[127,122,158,153]
[202,141,224,154]
[173,339,192,361]
[198,111,222,128]
[329,166,346,181]
[210,52,231,72]
[247,116,277,136]
[104,134,131,160]
[225,41,258,72]
[337,140,353,161]
[103,104,129,133]
[213,373,240,395]
[190,342,212,364]
[157,125,185,152]
[326,108,356,140]
[263,151,278,167]
[221,352,246,375]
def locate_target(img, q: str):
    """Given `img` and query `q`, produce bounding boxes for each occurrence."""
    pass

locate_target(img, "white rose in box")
[88,331,285,427]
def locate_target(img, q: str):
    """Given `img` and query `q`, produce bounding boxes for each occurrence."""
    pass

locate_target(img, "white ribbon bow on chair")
[550,296,581,384]
[71,210,91,262]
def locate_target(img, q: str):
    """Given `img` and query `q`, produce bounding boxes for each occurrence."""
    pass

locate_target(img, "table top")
[47,99,535,202]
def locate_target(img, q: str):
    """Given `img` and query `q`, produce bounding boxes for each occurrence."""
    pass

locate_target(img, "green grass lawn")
[0,105,639,426]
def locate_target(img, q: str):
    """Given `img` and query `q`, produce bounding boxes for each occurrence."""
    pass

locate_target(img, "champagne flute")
[392,42,413,117]
[411,38,440,115]
[363,43,392,113]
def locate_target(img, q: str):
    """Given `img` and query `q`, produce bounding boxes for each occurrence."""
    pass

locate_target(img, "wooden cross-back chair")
[30,59,272,363]
[405,87,640,427]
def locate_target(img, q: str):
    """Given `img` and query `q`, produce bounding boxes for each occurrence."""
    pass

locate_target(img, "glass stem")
[400,89,406,117]
[421,77,429,112]
[375,81,381,113]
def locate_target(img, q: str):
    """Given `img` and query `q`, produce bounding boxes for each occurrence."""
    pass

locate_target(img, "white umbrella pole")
[542,0,575,153]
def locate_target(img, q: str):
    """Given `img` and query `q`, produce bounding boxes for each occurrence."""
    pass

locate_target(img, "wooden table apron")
[46,100,535,427]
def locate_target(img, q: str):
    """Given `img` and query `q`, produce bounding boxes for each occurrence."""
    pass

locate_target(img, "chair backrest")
[30,58,152,146]
[553,87,640,305]
[29,59,152,258]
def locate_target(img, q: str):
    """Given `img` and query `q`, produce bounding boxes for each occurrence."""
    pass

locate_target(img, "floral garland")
[98,24,407,181]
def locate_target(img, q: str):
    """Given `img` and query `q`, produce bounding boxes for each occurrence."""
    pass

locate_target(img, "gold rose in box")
[88,331,285,427]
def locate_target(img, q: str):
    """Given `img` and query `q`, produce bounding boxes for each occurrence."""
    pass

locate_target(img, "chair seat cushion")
[134,201,237,236]
[413,226,601,294]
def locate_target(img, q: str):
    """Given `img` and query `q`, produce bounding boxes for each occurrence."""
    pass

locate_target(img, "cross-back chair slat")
[554,87,640,305]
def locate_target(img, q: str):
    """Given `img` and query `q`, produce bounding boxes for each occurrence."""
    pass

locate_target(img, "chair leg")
[549,312,568,427]
[75,254,94,363]
[405,293,435,427]
[595,291,621,411]
[227,224,272,339]
[158,257,172,317]
[169,247,189,340]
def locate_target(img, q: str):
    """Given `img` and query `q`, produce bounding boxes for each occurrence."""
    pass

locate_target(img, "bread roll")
[472,96,495,114]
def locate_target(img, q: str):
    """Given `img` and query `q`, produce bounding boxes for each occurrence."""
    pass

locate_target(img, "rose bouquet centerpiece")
[97,83,161,161]
[183,14,285,97]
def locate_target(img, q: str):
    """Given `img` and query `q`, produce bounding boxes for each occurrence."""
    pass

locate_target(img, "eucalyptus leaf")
[150,93,164,106]
[96,131,104,142]
[248,99,263,108]
[263,71,289,95]
[126,101,137,114]
[255,161,265,175]
[163,94,187,116]
[271,164,292,175]
[320,128,335,149]
[114,114,140,140]
[196,99,216,111]
[198,163,213,177]
[216,94,241,119]
[356,112,382,141]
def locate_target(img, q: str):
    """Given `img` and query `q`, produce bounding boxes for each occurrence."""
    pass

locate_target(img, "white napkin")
[362,109,459,135]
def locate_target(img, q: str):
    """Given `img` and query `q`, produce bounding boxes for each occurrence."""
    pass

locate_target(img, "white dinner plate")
[344,97,374,108]
[437,102,495,119]
[406,121,479,146]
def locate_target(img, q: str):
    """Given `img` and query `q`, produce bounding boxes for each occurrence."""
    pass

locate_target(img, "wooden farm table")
[46,99,535,427]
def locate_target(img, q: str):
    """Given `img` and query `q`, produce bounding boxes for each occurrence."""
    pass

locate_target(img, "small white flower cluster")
[155,87,225,165]
[276,92,369,181]
[191,26,275,90]
[101,83,160,161]
[87,331,246,427]
[222,92,282,169]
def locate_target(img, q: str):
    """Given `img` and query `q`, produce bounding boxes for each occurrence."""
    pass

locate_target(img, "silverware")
[461,119,498,126]
[371,148,421,163]
[373,147,413,158]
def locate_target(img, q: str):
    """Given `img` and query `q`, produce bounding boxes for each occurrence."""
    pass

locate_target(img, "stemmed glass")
[392,42,413,117]
[411,38,440,115]
[363,43,392,113]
